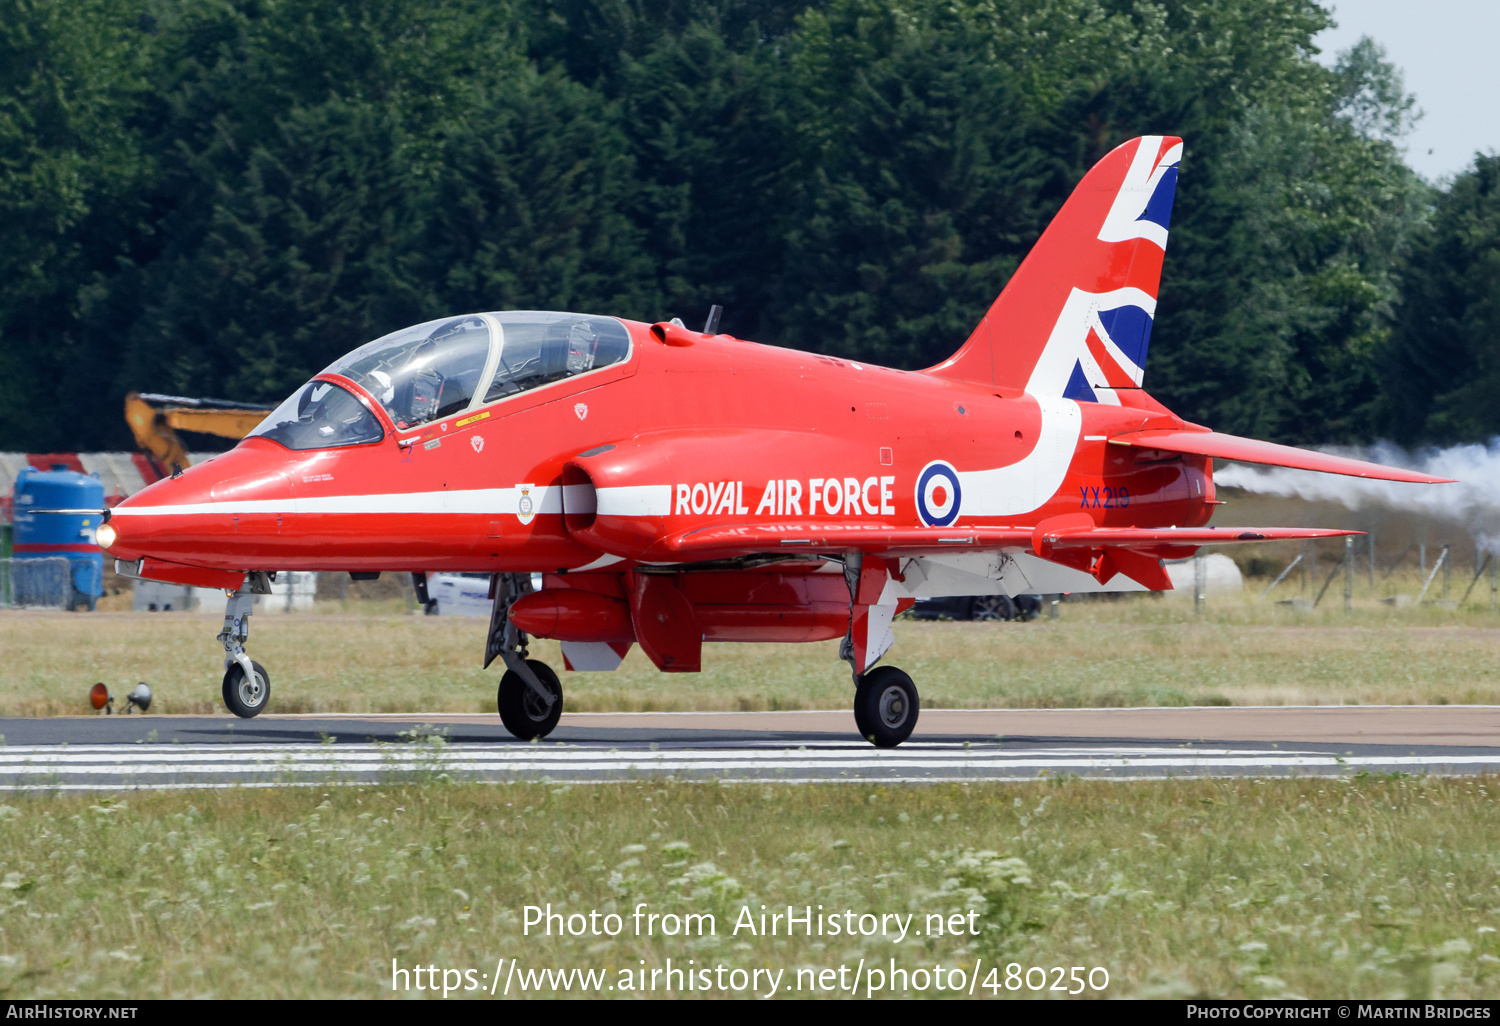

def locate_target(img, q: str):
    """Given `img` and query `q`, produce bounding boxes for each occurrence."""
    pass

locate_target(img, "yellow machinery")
[124,392,274,476]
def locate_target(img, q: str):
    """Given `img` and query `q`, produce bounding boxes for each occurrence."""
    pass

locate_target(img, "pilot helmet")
[369,369,396,406]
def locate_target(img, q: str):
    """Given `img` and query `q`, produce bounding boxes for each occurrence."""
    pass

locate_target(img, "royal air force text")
[675,478,897,518]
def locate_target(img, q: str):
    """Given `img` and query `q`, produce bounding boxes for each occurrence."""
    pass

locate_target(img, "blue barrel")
[11,464,105,611]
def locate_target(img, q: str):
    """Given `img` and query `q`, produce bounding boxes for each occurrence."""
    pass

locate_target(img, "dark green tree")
[112,0,660,415]
[0,0,154,450]
[1380,155,1500,443]
[0,0,1449,450]
[1150,34,1426,444]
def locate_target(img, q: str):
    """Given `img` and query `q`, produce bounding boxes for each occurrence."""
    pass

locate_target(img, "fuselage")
[105,314,1214,574]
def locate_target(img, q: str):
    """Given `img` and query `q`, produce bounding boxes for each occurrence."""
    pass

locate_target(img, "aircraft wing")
[649,520,1358,562]
[652,523,1031,561]
[1108,428,1454,484]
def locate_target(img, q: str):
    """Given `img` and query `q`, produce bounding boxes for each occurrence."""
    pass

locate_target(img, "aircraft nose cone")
[106,441,296,565]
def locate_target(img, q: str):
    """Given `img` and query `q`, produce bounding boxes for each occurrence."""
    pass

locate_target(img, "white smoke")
[1215,439,1500,553]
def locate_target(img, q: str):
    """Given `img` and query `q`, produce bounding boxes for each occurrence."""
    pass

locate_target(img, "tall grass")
[0,777,1495,999]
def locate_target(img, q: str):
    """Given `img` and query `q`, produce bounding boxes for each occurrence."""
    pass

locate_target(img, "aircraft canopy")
[251,311,632,449]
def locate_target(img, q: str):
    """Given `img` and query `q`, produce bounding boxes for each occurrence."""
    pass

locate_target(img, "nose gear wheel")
[222,660,271,718]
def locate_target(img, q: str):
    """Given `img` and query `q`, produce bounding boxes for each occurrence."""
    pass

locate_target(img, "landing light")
[126,683,152,714]
[96,523,117,549]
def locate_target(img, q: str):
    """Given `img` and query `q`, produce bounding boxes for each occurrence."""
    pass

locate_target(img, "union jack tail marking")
[928,136,1182,406]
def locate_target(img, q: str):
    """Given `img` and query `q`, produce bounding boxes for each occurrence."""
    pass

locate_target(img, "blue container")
[11,464,105,610]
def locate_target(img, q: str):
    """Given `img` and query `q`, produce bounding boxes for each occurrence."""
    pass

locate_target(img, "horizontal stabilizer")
[1034,524,1359,549]
[1028,517,1359,591]
[1109,429,1454,484]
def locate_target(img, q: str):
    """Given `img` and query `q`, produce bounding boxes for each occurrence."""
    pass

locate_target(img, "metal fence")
[0,557,73,609]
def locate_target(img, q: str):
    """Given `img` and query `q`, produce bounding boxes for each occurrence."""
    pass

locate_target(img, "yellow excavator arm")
[124,392,274,476]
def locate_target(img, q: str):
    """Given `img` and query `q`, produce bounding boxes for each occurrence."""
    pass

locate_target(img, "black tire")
[1013,594,1043,621]
[853,686,874,739]
[497,659,563,740]
[971,594,1017,621]
[222,660,271,718]
[853,665,919,748]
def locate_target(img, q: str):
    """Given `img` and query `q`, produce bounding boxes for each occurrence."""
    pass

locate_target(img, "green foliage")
[0,0,1457,449]
[118,0,657,405]
[0,0,154,450]
[1379,155,1500,444]
[928,848,1035,952]
[1144,33,1425,444]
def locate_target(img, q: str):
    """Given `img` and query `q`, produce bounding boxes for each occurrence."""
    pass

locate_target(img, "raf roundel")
[915,460,962,527]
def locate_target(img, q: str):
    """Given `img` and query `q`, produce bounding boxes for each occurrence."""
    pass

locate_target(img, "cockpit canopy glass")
[326,315,493,430]
[321,311,631,431]
[252,311,633,450]
[483,312,631,403]
[247,380,384,451]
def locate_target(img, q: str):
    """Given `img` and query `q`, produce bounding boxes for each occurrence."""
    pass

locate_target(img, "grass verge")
[0,777,1495,999]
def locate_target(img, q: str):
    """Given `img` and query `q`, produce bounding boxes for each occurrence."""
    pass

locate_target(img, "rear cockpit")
[248,311,633,450]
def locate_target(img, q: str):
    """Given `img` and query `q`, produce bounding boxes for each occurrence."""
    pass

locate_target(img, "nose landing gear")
[484,573,563,740]
[218,576,272,718]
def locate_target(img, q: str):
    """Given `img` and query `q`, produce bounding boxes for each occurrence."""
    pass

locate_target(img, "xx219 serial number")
[1079,486,1130,509]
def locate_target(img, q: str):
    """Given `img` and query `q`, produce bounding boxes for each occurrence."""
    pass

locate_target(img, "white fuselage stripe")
[114,483,676,519]
[956,396,1082,516]
[596,484,672,517]
[112,488,546,517]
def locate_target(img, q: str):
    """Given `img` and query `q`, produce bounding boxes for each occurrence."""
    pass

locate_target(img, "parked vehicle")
[910,593,1043,622]
[420,572,494,616]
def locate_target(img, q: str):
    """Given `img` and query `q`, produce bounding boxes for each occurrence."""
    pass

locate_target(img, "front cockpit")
[247,311,633,450]
[247,380,386,451]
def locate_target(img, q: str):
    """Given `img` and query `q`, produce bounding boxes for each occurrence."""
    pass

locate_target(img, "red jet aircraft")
[90,136,1448,746]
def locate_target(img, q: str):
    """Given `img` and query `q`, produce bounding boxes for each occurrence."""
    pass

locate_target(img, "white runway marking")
[2,740,1498,789]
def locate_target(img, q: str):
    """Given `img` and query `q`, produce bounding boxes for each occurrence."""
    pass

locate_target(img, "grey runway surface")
[1,707,1497,788]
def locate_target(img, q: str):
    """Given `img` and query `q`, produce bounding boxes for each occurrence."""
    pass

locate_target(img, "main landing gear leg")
[219,574,273,718]
[840,554,918,748]
[484,573,562,740]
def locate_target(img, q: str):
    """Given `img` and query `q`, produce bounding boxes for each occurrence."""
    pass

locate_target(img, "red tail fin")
[928,136,1181,404]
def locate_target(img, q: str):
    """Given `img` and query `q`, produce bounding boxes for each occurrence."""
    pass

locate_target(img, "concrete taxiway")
[0,706,1495,788]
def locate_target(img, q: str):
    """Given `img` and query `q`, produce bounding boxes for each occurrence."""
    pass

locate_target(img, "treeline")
[0,0,1490,450]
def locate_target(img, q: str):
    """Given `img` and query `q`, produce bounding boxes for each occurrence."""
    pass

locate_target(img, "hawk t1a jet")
[96,136,1447,746]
